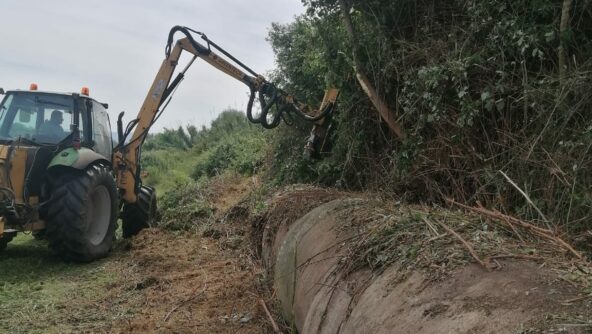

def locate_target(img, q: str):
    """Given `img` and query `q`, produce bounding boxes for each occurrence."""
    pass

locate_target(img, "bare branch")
[338,0,405,139]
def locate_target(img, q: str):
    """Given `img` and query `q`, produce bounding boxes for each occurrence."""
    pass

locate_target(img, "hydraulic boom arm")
[113,26,338,203]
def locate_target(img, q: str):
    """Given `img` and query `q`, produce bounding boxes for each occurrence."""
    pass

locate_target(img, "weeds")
[157,181,215,232]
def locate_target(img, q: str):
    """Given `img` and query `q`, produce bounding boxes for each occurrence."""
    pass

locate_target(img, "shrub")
[268,0,592,237]
[142,109,265,191]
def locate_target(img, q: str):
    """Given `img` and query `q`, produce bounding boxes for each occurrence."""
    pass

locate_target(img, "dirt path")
[0,176,274,333]
[104,176,270,333]
[103,228,267,333]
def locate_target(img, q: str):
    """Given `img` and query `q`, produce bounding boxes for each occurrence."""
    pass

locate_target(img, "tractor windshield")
[0,92,76,145]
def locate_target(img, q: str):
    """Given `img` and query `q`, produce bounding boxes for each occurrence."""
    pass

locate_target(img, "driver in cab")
[37,110,66,142]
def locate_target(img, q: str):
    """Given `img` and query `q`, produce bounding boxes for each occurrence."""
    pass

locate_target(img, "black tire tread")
[45,165,118,262]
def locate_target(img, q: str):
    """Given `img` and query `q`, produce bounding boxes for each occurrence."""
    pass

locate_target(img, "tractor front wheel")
[45,165,118,262]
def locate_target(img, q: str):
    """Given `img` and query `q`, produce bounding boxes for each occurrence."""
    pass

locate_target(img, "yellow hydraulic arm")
[114,26,338,203]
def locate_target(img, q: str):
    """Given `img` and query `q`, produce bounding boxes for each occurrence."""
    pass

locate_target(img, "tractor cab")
[0,85,118,261]
[0,85,112,157]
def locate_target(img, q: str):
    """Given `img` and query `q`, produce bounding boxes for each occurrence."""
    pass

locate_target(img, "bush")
[268,0,592,237]
[141,109,265,192]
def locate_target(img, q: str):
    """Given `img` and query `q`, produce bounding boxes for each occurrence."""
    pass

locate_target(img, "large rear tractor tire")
[0,232,15,251]
[122,185,157,238]
[45,165,118,262]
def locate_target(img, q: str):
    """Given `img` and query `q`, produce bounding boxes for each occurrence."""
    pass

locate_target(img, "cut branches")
[445,198,583,260]
[499,170,551,230]
[435,219,491,271]
[259,298,282,334]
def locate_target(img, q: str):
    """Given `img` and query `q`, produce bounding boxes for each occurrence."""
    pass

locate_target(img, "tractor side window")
[0,94,12,138]
[77,109,85,139]
[77,101,89,144]
[91,102,112,158]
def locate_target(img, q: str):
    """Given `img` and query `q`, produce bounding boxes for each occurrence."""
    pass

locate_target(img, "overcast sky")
[0,0,305,132]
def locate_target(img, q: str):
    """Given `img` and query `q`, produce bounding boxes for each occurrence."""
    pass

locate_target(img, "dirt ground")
[102,229,268,333]
[102,176,273,333]
[0,175,277,334]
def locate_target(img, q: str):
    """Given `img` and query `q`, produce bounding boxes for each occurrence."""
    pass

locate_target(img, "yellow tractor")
[0,26,337,262]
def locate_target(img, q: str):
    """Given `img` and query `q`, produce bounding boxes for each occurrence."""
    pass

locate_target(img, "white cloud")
[0,0,304,131]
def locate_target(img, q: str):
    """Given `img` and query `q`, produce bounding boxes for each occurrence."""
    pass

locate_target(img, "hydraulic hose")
[166,26,337,130]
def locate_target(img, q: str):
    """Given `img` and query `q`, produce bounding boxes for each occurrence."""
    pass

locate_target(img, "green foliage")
[158,182,213,231]
[190,110,266,180]
[143,126,195,151]
[192,134,265,179]
[141,109,265,193]
[267,0,592,237]
[141,148,194,192]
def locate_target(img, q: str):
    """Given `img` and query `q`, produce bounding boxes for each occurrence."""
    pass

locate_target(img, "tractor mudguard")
[48,148,110,170]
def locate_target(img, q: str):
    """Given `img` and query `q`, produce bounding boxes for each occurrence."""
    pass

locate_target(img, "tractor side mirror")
[0,88,4,95]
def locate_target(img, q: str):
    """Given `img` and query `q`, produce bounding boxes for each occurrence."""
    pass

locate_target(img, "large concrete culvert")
[257,190,592,333]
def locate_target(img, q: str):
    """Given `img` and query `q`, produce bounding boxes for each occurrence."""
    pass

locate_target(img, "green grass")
[0,234,119,333]
[142,148,197,194]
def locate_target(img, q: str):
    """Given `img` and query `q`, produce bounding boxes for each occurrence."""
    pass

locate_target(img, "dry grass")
[334,199,592,294]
